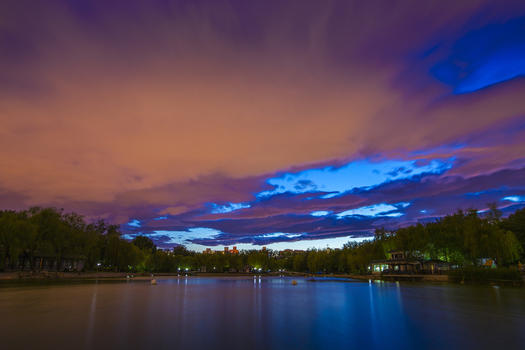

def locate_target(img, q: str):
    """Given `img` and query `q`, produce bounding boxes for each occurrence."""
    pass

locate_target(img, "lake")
[1,276,524,349]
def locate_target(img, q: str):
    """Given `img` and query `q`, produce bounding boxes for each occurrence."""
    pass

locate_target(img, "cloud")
[210,202,251,214]
[127,219,141,228]
[159,207,189,216]
[503,196,525,203]
[191,235,370,252]
[1,0,525,249]
[336,203,404,218]
[258,158,453,198]
[430,17,525,93]
[124,227,223,248]
[311,211,331,217]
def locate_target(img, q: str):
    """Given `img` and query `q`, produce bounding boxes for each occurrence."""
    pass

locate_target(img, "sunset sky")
[1,0,525,250]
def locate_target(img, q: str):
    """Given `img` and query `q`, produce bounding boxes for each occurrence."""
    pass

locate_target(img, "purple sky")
[1,0,525,250]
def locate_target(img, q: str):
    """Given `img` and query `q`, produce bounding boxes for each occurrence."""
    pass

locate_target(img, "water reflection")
[84,286,97,348]
[1,277,525,349]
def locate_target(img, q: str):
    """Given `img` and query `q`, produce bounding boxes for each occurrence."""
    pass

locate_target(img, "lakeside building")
[478,258,497,268]
[369,251,449,275]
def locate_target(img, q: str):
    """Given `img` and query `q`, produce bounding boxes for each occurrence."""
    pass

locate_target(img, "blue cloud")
[258,158,451,198]
[310,211,331,217]
[186,235,369,252]
[254,232,302,239]
[431,18,525,93]
[503,196,525,202]
[336,203,405,219]
[210,202,251,214]
[127,219,141,228]
[125,227,223,249]
[234,235,369,251]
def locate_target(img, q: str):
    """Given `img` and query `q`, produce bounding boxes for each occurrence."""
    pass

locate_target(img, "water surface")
[1,276,524,349]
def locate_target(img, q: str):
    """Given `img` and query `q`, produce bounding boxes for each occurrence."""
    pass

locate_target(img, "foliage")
[0,207,524,274]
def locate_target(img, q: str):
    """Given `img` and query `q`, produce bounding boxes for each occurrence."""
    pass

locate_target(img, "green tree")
[132,236,156,253]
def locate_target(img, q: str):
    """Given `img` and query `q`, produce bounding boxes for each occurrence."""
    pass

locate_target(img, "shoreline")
[0,271,306,281]
[333,273,449,283]
[1,271,522,286]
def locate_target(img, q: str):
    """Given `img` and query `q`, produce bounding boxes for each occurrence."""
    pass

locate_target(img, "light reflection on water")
[1,277,525,349]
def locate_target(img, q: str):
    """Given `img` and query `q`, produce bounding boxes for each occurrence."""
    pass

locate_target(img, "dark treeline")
[1,206,524,274]
[0,207,142,272]
[343,205,524,273]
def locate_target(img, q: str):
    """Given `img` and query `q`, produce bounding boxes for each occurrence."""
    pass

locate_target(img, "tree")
[172,245,191,256]
[132,236,156,253]
[486,202,502,224]
[0,211,37,270]
[502,208,525,259]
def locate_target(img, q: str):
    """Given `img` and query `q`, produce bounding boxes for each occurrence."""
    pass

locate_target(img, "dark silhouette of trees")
[132,236,156,253]
[0,206,523,274]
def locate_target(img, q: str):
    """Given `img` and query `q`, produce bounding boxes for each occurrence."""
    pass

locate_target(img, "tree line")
[1,206,524,274]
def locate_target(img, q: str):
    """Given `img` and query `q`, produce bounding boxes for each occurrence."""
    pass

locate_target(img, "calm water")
[1,276,524,349]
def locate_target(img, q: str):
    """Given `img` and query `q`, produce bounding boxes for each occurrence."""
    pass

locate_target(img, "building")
[222,246,239,254]
[369,251,449,275]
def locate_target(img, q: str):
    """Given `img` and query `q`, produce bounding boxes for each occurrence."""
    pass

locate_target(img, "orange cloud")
[1,0,524,211]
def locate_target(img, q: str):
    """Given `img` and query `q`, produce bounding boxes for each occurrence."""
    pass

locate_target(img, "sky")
[1,0,525,251]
